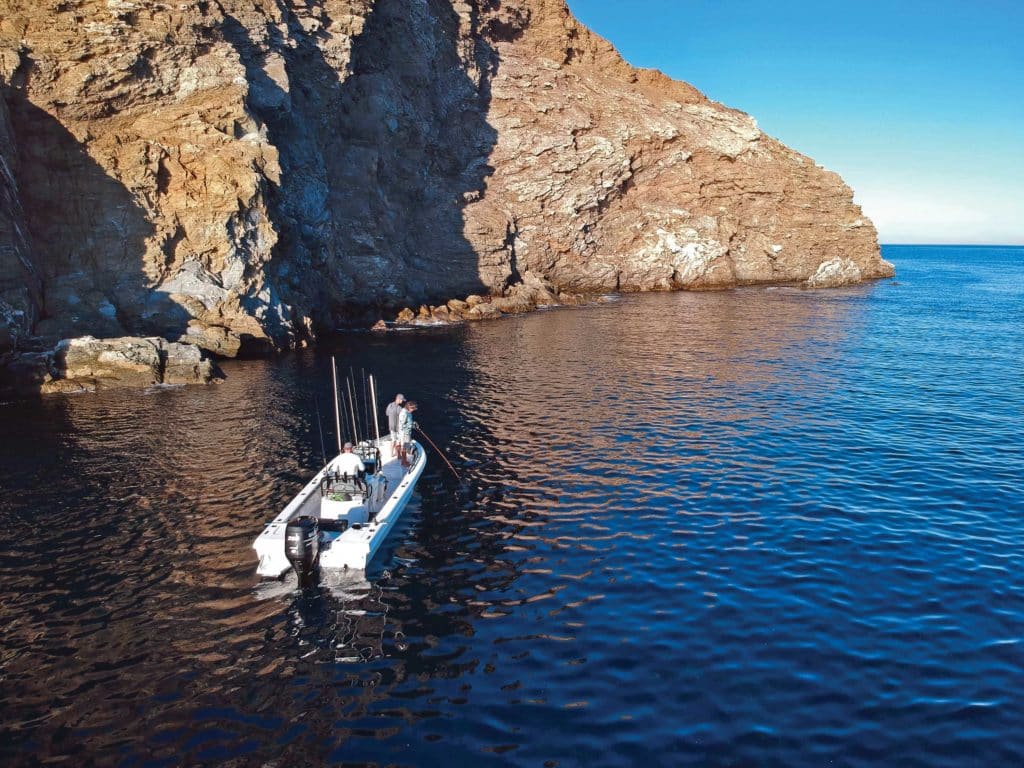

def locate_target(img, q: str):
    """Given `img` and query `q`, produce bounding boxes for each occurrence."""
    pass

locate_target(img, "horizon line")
[881,242,1024,248]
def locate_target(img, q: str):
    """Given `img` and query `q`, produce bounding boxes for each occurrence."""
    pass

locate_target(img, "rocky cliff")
[0,0,893,360]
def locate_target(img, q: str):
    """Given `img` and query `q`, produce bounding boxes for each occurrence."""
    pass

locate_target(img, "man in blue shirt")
[398,400,417,468]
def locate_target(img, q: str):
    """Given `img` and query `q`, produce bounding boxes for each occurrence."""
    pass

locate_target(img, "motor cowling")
[284,516,319,585]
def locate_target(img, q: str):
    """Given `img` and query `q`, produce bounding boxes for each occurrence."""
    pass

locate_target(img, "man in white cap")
[332,441,365,479]
[385,393,406,457]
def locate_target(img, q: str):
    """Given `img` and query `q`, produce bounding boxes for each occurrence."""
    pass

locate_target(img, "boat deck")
[253,438,426,576]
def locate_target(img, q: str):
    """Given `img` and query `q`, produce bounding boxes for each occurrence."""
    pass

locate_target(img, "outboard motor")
[284,515,319,587]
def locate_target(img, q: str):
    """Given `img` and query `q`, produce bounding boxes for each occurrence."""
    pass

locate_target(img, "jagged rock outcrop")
[0,0,893,363]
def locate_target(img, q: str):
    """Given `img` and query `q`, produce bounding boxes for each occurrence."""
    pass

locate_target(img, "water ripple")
[1,247,1023,765]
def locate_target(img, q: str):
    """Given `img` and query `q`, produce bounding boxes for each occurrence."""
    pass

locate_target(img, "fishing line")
[414,424,462,481]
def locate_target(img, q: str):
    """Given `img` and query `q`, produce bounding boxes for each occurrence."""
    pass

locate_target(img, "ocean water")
[0,245,1021,766]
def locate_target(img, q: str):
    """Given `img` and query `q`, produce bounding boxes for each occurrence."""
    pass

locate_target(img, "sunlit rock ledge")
[380,263,893,329]
[0,336,220,396]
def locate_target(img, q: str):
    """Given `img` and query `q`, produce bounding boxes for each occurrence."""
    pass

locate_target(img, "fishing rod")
[414,424,462,481]
[346,375,359,442]
[313,392,328,466]
[348,367,361,440]
[369,374,381,443]
[338,376,350,445]
[331,357,343,453]
[361,368,370,442]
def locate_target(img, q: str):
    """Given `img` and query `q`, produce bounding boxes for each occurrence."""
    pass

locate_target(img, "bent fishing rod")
[414,424,462,481]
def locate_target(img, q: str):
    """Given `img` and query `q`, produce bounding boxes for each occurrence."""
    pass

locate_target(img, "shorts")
[390,429,400,443]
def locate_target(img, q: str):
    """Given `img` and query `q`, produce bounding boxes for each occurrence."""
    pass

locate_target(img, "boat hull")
[253,438,426,577]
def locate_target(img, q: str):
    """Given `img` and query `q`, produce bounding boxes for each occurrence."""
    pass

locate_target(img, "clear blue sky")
[566,0,1024,244]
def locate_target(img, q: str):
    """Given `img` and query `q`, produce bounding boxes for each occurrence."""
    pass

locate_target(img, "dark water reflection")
[1,246,1023,766]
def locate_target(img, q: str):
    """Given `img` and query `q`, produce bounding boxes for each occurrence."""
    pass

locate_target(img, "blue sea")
[0,245,1022,766]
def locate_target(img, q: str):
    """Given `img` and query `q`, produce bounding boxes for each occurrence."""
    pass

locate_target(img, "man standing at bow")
[386,393,405,457]
[398,400,418,469]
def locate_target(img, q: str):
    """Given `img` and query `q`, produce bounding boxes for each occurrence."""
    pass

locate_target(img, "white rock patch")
[805,258,862,288]
[640,228,726,285]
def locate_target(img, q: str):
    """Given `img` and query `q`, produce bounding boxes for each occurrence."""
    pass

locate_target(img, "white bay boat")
[253,438,426,578]
[253,367,427,581]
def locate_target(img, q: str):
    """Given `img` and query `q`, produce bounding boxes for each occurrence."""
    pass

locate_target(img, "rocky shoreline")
[1,261,895,396]
[385,270,585,327]
[384,259,889,328]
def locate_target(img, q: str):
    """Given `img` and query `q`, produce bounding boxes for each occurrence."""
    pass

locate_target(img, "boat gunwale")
[253,437,426,575]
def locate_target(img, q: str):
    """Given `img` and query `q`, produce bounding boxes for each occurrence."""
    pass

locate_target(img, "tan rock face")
[469,1,893,294]
[0,0,893,358]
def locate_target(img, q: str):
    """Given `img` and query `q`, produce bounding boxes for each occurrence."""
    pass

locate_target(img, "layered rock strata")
[0,0,893,366]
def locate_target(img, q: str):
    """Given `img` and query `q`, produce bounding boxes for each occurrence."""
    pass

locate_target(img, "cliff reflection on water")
[2,247,1023,766]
